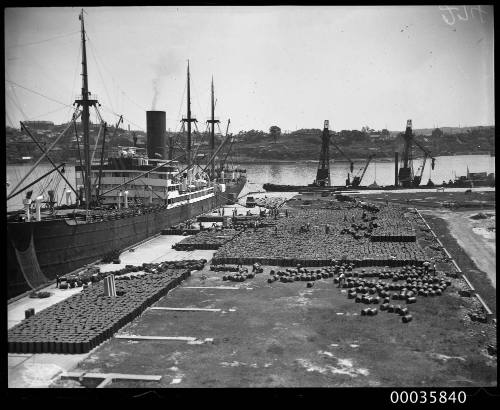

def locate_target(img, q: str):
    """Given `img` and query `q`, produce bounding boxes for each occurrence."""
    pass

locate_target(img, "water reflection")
[269,163,281,181]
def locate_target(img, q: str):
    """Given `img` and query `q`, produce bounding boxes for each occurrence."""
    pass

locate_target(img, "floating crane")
[312,121,354,187]
[397,120,436,187]
[351,154,375,187]
[313,120,332,186]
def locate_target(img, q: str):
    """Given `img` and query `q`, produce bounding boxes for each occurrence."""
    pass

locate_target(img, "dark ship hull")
[8,179,246,299]
[263,180,494,192]
[262,183,346,192]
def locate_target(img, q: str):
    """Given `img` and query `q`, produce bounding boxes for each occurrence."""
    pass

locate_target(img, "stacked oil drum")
[7,260,206,354]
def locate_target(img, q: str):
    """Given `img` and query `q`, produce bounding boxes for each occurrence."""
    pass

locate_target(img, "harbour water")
[7,154,495,211]
[238,154,495,197]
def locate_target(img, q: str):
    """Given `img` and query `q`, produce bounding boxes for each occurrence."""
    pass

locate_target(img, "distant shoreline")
[235,153,493,165]
[6,152,494,166]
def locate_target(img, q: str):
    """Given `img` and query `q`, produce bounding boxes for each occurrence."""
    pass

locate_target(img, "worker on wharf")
[338,271,346,288]
[56,274,61,288]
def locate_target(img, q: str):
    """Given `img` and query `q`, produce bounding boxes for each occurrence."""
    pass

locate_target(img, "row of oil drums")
[174,243,222,250]
[210,265,240,272]
[223,272,255,282]
[341,276,449,301]
[267,268,334,284]
[212,255,424,268]
[370,235,416,242]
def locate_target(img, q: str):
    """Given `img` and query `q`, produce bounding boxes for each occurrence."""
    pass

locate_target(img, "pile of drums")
[267,267,334,284]
[339,265,450,324]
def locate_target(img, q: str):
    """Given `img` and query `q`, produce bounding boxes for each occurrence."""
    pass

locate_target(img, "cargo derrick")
[397,120,436,188]
[313,120,332,187]
[398,120,414,188]
[352,154,375,187]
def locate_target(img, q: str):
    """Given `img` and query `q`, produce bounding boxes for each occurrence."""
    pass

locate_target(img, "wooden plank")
[182,286,252,290]
[442,247,452,258]
[451,259,462,273]
[149,307,222,312]
[63,371,162,382]
[96,377,113,388]
[461,274,476,292]
[115,335,196,342]
[475,293,493,316]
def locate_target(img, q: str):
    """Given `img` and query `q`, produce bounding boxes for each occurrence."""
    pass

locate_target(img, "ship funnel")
[146,111,166,159]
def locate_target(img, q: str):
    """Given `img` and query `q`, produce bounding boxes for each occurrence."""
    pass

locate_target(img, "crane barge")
[396,120,436,188]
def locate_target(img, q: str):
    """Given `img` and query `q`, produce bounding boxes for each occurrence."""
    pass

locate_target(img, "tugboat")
[6,10,245,299]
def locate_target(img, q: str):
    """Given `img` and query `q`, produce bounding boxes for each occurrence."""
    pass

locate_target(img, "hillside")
[5,124,495,164]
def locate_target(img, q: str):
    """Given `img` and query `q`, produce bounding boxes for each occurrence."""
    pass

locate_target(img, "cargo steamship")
[6,10,245,299]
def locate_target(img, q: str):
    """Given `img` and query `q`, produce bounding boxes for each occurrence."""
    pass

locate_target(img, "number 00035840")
[390,390,466,404]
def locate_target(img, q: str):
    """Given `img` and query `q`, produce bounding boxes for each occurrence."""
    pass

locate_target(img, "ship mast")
[75,9,98,209]
[207,76,220,180]
[187,61,192,168]
[182,60,197,180]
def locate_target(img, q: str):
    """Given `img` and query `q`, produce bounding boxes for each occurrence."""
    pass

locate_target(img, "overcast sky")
[5,5,494,133]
